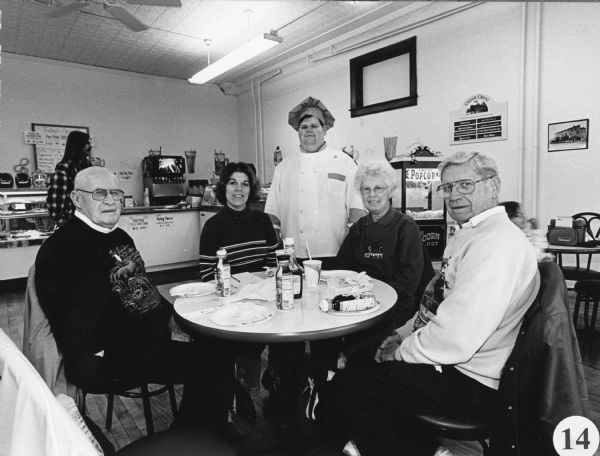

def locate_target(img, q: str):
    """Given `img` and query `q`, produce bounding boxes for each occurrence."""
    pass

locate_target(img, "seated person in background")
[36,167,227,432]
[499,200,553,261]
[306,161,434,418]
[326,151,540,456]
[198,162,279,422]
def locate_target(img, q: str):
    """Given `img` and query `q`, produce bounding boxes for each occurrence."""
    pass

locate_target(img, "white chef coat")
[265,146,364,258]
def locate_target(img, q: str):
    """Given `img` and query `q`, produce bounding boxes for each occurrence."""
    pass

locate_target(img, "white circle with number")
[553,416,599,456]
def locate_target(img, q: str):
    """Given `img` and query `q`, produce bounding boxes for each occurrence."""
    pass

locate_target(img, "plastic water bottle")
[215,249,231,297]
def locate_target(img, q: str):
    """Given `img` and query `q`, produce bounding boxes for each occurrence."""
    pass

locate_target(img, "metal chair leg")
[591,299,599,331]
[480,439,489,456]
[584,297,591,330]
[574,292,582,328]
[140,384,155,435]
[168,384,178,416]
[106,393,115,430]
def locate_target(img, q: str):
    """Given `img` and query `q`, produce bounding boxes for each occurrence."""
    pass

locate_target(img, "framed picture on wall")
[548,119,589,152]
[349,36,417,118]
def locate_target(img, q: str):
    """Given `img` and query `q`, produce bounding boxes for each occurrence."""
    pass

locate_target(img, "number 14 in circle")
[553,416,599,456]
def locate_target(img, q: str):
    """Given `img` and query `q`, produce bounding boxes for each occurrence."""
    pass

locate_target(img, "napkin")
[224,277,276,303]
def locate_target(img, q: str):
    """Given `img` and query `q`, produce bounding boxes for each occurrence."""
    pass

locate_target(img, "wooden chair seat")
[414,413,491,455]
[117,428,236,456]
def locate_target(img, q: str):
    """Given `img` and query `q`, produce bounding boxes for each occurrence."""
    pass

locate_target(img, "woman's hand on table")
[375,333,403,363]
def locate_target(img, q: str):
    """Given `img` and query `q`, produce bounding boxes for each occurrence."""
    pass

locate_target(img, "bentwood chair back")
[557,212,600,283]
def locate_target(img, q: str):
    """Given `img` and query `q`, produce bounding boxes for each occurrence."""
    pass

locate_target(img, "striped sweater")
[199,205,279,281]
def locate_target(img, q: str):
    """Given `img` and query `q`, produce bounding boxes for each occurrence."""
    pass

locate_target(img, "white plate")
[169,282,216,298]
[210,302,274,327]
[328,302,380,316]
[320,270,357,281]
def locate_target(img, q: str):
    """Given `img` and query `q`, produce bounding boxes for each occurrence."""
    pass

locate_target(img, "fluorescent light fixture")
[188,32,282,84]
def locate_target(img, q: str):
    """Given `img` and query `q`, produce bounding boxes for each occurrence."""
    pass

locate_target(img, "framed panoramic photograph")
[548,119,589,152]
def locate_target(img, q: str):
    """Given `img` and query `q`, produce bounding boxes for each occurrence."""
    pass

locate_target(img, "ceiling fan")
[39,0,182,32]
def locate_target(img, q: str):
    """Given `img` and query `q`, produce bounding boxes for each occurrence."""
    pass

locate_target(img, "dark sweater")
[334,208,431,325]
[35,217,169,365]
[199,205,279,280]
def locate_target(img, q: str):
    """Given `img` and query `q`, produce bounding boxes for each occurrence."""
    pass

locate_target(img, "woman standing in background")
[46,131,92,227]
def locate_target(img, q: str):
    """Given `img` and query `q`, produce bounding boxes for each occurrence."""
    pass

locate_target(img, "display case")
[390,157,446,260]
[0,189,54,281]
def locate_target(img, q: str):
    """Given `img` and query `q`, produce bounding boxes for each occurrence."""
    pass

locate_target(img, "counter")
[0,202,263,281]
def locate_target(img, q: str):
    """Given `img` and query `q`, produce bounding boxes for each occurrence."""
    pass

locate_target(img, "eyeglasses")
[360,185,388,196]
[436,177,494,198]
[77,188,125,201]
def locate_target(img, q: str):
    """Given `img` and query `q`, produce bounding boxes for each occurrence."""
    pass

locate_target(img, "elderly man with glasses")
[35,167,226,431]
[325,151,540,456]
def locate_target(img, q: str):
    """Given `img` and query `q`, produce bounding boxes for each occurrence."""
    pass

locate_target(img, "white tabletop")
[160,274,397,344]
[547,244,600,253]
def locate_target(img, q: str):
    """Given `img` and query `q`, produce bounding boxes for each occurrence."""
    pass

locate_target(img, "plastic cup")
[304,260,322,288]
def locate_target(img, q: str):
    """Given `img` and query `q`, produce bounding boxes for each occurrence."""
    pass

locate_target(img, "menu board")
[32,123,90,173]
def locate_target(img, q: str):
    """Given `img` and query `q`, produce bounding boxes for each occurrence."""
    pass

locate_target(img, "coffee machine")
[142,156,186,206]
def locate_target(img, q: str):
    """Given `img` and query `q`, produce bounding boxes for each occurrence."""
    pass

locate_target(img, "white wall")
[237,2,600,231]
[0,54,239,202]
[538,3,600,226]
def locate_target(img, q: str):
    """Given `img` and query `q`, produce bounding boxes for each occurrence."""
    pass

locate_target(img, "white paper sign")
[128,215,148,231]
[156,215,175,228]
[24,131,44,145]
[118,170,134,180]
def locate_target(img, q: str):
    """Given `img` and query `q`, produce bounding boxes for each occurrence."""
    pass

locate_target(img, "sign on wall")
[449,94,507,145]
[31,123,90,173]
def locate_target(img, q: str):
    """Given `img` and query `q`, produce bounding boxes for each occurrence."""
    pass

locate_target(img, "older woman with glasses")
[305,161,434,419]
[335,160,433,328]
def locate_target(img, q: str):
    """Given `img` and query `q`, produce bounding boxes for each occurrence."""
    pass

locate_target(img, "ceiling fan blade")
[124,0,181,6]
[46,0,90,18]
[103,3,149,32]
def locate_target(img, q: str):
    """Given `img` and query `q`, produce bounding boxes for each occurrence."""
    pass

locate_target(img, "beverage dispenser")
[142,156,186,206]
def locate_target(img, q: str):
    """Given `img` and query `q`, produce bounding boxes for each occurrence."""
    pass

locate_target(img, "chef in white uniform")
[265,96,366,261]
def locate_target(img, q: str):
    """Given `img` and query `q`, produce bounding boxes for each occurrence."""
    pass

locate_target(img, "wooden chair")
[573,280,600,331]
[414,262,588,455]
[557,212,600,283]
[24,265,179,436]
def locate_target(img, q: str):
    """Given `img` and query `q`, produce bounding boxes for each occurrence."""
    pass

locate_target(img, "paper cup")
[304,260,322,288]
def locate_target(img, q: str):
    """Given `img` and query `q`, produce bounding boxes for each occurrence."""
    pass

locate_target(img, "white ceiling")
[1,0,419,85]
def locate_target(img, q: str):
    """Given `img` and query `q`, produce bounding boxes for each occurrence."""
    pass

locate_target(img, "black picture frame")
[349,36,417,118]
[547,119,589,152]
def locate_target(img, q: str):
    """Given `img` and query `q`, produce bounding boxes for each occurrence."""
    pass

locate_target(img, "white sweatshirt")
[396,206,540,389]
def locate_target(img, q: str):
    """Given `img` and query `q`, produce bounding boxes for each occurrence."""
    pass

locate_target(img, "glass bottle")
[276,255,294,310]
[283,237,303,299]
[215,248,231,297]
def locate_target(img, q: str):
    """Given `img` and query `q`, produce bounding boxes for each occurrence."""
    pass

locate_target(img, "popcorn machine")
[391,157,447,261]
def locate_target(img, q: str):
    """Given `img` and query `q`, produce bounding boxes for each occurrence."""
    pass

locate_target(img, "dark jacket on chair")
[491,261,590,456]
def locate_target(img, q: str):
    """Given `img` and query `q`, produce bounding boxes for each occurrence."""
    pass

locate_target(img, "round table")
[162,273,397,455]
[170,276,398,344]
